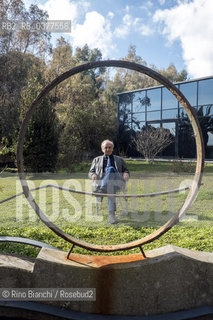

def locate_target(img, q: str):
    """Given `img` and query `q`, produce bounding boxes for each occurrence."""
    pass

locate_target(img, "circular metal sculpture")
[17,60,205,254]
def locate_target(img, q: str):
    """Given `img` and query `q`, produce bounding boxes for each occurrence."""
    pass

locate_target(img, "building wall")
[117,76,213,159]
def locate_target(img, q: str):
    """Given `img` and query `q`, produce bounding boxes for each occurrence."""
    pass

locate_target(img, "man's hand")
[123,172,129,181]
[92,174,98,180]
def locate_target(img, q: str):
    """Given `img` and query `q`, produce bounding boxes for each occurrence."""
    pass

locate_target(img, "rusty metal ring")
[17,60,204,253]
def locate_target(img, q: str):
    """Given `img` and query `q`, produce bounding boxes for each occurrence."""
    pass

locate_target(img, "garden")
[0,160,213,257]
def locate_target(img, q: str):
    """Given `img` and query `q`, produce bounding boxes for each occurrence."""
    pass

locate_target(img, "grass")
[0,160,213,257]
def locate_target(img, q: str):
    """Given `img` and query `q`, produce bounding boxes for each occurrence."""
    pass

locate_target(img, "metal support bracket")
[139,246,146,258]
[67,244,75,259]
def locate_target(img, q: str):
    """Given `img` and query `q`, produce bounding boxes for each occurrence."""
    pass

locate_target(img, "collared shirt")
[103,154,115,172]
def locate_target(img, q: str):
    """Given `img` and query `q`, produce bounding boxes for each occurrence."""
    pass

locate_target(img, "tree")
[0,0,25,54]
[0,0,51,56]
[21,70,60,172]
[47,37,74,121]
[49,36,73,75]
[115,44,148,91]
[0,52,42,165]
[134,125,174,162]
[23,100,59,172]
[58,71,115,167]
[110,45,188,93]
[0,0,52,166]
[156,63,188,83]
[50,44,116,169]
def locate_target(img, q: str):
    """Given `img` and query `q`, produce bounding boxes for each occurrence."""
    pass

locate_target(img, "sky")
[23,0,213,79]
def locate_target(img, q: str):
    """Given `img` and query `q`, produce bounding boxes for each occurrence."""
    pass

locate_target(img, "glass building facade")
[117,76,213,159]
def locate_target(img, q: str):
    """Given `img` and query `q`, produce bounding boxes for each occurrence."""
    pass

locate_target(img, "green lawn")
[0,160,213,257]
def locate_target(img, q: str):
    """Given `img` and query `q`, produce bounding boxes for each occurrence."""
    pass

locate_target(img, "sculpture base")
[0,245,212,319]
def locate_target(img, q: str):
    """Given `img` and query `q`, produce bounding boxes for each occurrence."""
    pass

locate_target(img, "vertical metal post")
[139,246,147,258]
[67,244,75,259]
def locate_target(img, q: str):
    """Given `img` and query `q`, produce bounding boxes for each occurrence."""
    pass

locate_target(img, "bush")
[134,125,174,163]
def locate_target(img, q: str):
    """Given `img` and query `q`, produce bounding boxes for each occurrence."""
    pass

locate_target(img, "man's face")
[102,142,113,156]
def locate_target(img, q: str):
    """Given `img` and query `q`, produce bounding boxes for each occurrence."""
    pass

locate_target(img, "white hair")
[101,139,114,148]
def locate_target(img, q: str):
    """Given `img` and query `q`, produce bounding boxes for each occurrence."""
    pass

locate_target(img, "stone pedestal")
[0,245,212,318]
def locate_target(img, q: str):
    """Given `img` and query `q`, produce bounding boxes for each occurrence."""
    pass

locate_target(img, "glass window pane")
[198,79,213,105]
[118,93,132,113]
[118,111,132,122]
[132,91,146,113]
[207,132,213,146]
[134,112,145,122]
[179,107,198,118]
[133,121,145,131]
[179,82,197,106]
[162,88,177,109]
[162,109,178,119]
[179,108,188,119]
[147,123,160,128]
[146,88,161,111]
[147,111,161,121]
[118,93,132,122]
[162,122,176,136]
[197,105,213,117]
[127,113,132,122]
[162,122,176,156]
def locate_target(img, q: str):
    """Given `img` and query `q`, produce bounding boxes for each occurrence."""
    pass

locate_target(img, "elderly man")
[88,139,129,224]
